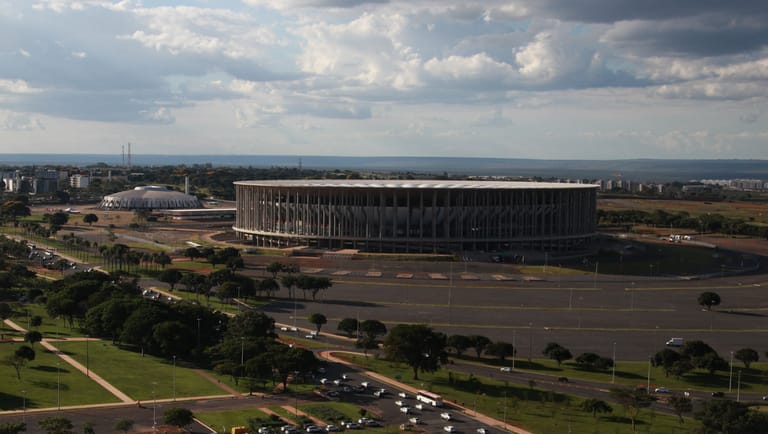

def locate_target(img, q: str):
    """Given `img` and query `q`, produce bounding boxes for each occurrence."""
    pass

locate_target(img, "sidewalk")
[320,351,534,434]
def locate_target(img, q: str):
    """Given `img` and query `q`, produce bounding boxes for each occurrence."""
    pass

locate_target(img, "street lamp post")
[729,351,734,392]
[527,322,533,362]
[196,317,201,347]
[737,370,742,402]
[173,355,177,402]
[241,337,245,365]
[21,389,26,425]
[646,356,651,394]
[152,381,158,431]
[57,362,61,410]
[612,342,616,384]
[511,329,516,370]
[86,334,89,377]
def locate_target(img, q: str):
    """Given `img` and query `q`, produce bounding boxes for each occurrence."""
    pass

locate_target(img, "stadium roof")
[234,180,598,190]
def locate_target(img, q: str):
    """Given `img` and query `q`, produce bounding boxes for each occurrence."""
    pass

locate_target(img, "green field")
[54,340,231,400]
[0,341,119,410]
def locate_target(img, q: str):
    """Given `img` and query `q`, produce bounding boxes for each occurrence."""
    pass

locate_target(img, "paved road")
[261,271,768,361]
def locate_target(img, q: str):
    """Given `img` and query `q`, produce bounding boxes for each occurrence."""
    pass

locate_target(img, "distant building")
[70,174,90,189]
[730,179,764,191]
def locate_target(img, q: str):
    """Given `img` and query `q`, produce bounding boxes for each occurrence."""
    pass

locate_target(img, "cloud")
[0,111,44,131]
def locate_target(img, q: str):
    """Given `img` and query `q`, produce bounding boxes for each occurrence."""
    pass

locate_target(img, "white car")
[477,428,488,434]
[395,400,405,406]
[305,334,316,339]
[444,426,456,433]
[398,392,408,398]
[414,403,424,410]
[400,406,410,414]
[361,381,370,388]
[408,417,420,425]
[280,327,289,331]
[500,367,511,372]
[440,412,452,421]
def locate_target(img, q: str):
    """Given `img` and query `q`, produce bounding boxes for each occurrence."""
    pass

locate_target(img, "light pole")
[511,329,516,370]
[241,337,245,365]
[729,351,734,392]
[173,355,177,402]
[196,317,201,347]
[152,381,158,431]
[527,322,533,362]
[593,262,599,289]
[21,389,26,425]
[646,356,651,394]
[736,370,742,402]
[611,342,616,384]
[57,362,61,410]
[86,334,90,377]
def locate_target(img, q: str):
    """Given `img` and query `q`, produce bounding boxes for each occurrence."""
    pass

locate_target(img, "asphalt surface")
[260,269,768,362]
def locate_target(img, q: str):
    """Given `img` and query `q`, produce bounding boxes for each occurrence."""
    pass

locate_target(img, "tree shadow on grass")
[602,415,647,426]
[30,380,70,391]
[30,365,70,374]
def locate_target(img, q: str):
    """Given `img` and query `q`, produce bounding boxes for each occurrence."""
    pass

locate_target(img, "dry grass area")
[599,198,768,226]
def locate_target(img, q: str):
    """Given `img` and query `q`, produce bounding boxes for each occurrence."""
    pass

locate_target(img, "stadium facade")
[233,180,598,253]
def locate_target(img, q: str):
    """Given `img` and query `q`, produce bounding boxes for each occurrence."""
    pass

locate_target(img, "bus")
[416,390,443,407]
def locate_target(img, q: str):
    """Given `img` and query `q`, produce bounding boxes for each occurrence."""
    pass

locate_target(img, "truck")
[666,337,684,347]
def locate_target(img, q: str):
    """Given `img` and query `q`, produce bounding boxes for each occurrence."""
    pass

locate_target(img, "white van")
[666,337,684,347]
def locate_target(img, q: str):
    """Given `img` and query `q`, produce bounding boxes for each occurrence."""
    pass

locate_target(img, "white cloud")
[0,79,43,94]
[0,111,44,130]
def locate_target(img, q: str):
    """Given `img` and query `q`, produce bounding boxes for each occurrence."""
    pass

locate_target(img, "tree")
[698,291,721,311]
[37,417,73,434]
[447,334,472,358]
[359,319,387,341]
[579,398,612,419]
[184,247,201,261]
[575,352,613,371]
[266,261,284,279]
[154,252,172,269]
[164,407,194,427]
[259,278,280,297]
[543,342,573,367]
[383,324,446,380]
[159,268,183,291]
[114,419,134,433]
[337,318,359,337]
[695,399,768,434]
[485,341,516,361]
[5,345,35,379]
[0,423,26,434]
[734,348,759,368]
[308,313,327,335]
[82,213,99,226]
[609,388,655,432]
[468,335,491,359]
[668,395,693,424]
[653,348,682,377]
[24,330,42,346]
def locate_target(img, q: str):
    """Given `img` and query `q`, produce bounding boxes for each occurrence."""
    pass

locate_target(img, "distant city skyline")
[0,1,767,160]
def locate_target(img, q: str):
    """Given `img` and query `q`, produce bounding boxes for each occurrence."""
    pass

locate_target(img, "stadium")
[98,185,202,210]
[233,180,598,254]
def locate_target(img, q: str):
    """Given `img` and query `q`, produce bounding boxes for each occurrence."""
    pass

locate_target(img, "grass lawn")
[196,407,273,432]
[53,340,230,400]
[0,341,120,410]
[338,354,701,434]
[8,303,85,340]
[463,356,768,395]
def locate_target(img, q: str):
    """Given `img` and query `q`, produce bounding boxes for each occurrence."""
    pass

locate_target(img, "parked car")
[306,425,323,433]
[400,406,410,414]
[325,425,341,432]
[408,417,420,425]
[477,428,488,434]
[398,392,408,398]
[440,412,452,421]
[711,391,725,398]
[500,367,511,372]
[414,403,424,410]
[344,423,362,430]
[444,426,456,433]
[654,387,670,394]
[395,400,406,407]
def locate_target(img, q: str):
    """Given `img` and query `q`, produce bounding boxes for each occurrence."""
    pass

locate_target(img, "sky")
[0,0,767,160]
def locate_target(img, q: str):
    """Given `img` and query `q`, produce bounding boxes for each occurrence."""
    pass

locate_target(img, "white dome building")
[99,186,202,210]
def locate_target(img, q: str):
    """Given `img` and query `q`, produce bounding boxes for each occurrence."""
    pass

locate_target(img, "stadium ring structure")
[234,180,598,254]
[98,186,202,210]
